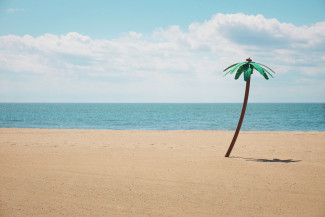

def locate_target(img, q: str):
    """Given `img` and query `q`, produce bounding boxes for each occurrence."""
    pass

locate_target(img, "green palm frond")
[250,62,265,77]
[234,65,245,80]
[223,62,247,77]
[262,71,269,80]
[223,59,275,81]
[223,63,239,72]
[263,68,273,78]
[256,62,275,74]
[244,65,253,81]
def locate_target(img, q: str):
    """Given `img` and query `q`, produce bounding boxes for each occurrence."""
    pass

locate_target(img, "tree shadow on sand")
[231,156,301,163]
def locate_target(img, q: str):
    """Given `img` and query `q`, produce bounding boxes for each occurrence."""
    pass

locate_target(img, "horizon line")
[0,102,324,104]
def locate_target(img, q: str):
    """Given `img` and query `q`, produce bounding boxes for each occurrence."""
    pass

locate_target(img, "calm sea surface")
[0,103,324,131]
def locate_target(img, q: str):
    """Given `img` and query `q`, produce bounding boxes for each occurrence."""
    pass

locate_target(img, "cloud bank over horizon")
[1,13,325,102]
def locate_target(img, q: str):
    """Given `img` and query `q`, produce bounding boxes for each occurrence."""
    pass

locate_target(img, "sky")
[0,0,325,102]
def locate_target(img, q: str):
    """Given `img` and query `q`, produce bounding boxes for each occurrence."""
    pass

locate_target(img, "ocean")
[0,103,324,131]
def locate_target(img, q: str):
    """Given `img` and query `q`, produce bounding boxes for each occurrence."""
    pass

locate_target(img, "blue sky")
[0,0,325,102]
[1,0,325,38]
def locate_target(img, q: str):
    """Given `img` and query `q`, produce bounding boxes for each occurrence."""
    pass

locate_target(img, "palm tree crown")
[223,58,275,81]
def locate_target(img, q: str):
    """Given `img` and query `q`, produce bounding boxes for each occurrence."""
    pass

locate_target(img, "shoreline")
[1,128,324,216]
[1,127,324,132]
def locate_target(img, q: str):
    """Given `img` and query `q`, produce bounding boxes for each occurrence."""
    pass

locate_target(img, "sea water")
[0,103,324,131]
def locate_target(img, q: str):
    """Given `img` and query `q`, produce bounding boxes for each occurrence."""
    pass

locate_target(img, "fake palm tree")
[224,58,275,157]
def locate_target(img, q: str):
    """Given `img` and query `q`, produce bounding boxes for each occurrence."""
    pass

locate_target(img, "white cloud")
[0,13,325,102]
[6,8,25,13]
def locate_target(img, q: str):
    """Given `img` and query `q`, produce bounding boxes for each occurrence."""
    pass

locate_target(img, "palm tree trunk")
[225,76,251,157]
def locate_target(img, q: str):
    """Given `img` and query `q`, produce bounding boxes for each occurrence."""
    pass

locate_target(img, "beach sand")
[0,128,324,217]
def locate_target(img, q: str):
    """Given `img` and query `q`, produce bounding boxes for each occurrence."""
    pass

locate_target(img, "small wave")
[9,119,25,122]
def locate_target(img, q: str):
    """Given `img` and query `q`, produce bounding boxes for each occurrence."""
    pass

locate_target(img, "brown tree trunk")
[225,77,251,157]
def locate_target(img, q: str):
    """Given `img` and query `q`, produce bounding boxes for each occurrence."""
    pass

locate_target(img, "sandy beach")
[0,128,324,217]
